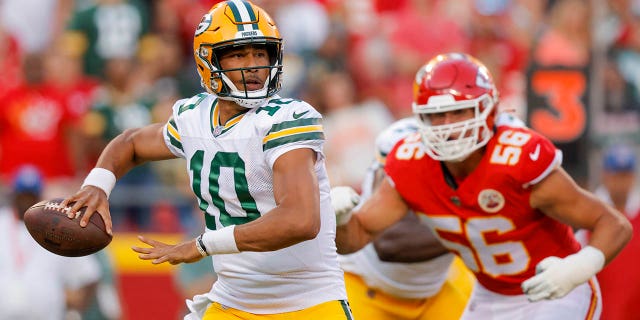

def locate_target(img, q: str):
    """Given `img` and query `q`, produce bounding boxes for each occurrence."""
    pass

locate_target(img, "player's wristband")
[202,225,239,255]
[195,234,209,257]
[81,168,117,199]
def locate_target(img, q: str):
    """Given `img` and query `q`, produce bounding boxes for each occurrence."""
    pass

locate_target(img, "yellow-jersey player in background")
[336,117,475,320]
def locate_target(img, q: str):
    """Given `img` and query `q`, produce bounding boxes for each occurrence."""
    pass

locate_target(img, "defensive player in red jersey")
[331,53,632,319]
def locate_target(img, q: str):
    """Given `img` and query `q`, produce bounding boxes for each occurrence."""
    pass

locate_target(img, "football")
[23,198,112,257]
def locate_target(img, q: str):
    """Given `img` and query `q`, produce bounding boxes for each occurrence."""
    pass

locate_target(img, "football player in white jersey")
[337,117,475,320]
[62,1,351,319]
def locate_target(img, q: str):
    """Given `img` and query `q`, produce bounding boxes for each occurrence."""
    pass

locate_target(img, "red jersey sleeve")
[508,127,563,187]
[383,133,426,191]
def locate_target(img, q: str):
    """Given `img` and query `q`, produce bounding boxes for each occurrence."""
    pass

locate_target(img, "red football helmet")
[412,53,499,161]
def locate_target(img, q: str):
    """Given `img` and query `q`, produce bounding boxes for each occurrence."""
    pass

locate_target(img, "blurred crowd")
[2,1,640,319]
[1,0,639,232]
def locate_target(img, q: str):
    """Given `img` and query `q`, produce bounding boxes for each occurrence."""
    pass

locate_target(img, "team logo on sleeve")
[477,189,505,213]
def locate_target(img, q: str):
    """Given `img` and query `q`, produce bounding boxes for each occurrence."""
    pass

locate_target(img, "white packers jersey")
[163,93,346,313]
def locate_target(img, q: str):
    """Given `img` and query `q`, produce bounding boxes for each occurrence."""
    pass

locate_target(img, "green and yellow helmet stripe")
[193,0,282,98]
[227,0,259,31]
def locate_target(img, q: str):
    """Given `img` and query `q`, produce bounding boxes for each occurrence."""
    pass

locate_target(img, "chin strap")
[231,96,268,109]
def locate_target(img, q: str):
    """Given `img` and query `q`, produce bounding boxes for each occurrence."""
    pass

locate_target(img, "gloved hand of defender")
[521,246,605,302]
[330,186,360,226]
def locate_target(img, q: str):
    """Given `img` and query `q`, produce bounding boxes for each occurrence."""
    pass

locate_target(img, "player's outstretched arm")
[129,148,330,264]
[522,167,632,301]
[185,147,323,256]
[335,178,410,255]
[530,167,631,264]
[62,123,178,235]
[230,148,323,252]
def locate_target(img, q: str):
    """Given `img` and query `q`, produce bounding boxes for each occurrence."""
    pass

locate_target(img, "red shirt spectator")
[596,211,640,320]
[0,82,81,180]
[591,144,640,320]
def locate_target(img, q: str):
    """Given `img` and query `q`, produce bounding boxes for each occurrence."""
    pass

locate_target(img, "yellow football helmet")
[194,0,283,108]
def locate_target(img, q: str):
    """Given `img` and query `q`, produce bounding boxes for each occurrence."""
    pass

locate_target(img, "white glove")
[521,246,605,302]
[330,186,360,226]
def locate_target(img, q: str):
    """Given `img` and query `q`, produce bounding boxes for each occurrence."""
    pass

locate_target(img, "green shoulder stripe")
[178,93,208,115]
[263,132,324,151]
[267,118,321,134]
[166,118,183,151]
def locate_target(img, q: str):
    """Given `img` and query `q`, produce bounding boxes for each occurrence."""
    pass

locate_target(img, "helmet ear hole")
[211,78,221,92]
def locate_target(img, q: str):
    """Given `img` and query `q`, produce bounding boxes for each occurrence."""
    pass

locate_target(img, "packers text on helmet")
[194,0,283,108]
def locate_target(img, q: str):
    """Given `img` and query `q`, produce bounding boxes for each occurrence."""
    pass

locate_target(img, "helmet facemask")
[193,1,284,109]
[196,40,283,108]
[414,93,496,162]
